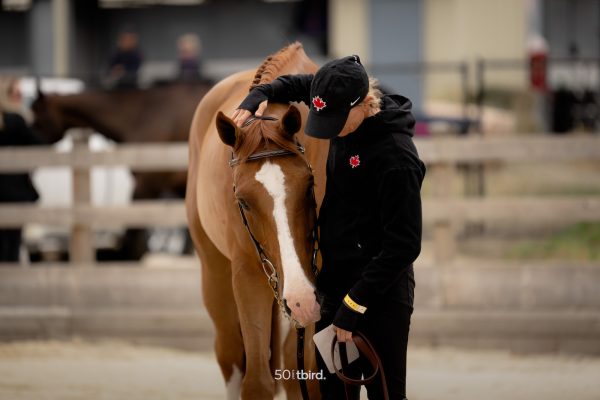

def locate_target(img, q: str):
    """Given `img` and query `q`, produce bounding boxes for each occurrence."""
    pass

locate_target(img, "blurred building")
[0,0,599,113]
[0,0,328,84]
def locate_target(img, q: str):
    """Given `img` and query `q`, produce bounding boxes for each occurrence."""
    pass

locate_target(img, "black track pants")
[315,298,413,400]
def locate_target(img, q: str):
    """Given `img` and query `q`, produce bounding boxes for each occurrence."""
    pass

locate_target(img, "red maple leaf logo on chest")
[349,155,360,168]
[312,96,326,111]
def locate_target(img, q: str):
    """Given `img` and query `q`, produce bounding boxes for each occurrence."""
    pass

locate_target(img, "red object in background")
[415,121,430,137]
[530,50,547,91]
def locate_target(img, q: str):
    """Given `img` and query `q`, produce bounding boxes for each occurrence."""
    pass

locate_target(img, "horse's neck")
[56,92,130,142]
[262,47,317,84]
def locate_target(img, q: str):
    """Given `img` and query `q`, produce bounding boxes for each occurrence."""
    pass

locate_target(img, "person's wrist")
[238,86,269,113]
[333,301,361,332]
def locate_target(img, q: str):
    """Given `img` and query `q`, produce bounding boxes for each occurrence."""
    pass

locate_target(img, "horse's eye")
[238,198,250,211]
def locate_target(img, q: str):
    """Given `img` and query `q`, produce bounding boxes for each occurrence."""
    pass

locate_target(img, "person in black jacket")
[108,29,143,88]
[0,110,42,263]
[232,55,425,400]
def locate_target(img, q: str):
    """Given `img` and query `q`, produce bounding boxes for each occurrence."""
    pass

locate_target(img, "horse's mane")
[234,42,305,164]
[250,42,304,90]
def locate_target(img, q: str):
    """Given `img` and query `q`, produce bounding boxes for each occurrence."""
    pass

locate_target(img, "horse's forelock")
[235,121,302,165]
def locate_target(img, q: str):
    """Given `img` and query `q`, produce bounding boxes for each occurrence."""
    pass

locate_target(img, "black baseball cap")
[305,55,369,139]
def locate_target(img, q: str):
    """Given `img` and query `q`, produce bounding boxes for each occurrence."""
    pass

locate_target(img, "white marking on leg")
[255,162,314,299]
[226,364,242,400]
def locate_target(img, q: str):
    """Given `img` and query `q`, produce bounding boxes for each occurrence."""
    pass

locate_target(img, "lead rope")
[298,168,321,400]
[332,333,390,400]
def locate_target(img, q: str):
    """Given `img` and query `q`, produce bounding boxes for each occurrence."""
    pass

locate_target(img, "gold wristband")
[343,294,367,314]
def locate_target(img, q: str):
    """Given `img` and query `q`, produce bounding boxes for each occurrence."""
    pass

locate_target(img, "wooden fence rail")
[1,135,600,172]
[1,134,599,264]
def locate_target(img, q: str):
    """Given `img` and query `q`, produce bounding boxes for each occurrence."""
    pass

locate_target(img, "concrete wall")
[329,0,424,109]
[328,0,369,62]
[28,0,55,76]
[1,0,325,82]
[93,1,324,83]
[370,0,423,109]
[423,0,529,101]
[0,10,28,70]
[0,265,212,350]
[544,0,599,58]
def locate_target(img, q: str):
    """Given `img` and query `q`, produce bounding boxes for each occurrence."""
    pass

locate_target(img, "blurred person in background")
[0,79,42,263]
[108,28,143,88]
[177,33,203,82]
[0,77,32,123]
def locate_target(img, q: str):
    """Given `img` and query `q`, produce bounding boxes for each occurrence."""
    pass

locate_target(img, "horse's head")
[30,91,67,143]
[216,105,321,327]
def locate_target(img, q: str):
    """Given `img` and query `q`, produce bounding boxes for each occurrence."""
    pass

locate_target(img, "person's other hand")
[333,325,353,343]
[231,100,268,127]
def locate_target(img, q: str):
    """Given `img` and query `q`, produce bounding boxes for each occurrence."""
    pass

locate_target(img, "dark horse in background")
[31,80,213,260]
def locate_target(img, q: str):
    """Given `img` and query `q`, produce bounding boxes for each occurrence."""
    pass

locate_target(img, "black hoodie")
[317,95,426,309]
[240,75,426,330]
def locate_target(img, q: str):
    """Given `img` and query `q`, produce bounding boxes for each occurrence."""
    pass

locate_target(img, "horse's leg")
[304,323,321,399]
[231,257,277,399]
[282,323,321,399]
[189,218,245,399]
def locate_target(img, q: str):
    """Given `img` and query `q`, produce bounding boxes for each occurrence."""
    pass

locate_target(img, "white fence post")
[69,131,94,265]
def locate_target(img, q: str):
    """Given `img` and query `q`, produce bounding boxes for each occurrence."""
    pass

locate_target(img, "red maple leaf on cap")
[349,155,360,168]
[312,96,326,111]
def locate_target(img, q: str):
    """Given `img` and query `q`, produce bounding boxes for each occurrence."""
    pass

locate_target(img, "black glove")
[238,84,271,113]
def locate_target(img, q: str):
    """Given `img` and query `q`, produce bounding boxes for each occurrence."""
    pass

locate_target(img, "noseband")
[229,116,296,167]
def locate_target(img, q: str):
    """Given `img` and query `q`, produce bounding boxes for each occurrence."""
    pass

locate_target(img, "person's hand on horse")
[333,325,353,343]
[232,100,268,127]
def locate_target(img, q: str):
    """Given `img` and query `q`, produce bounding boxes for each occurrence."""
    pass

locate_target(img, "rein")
[332,332,390,400]
[229,115,320,400]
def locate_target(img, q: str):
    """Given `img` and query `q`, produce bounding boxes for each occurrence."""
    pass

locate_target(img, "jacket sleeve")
[269,74,313,105]
[333,167,423,331]
[238,74,313,112]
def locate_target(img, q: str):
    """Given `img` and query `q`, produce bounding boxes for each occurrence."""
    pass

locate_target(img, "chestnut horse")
[186,43,329,398]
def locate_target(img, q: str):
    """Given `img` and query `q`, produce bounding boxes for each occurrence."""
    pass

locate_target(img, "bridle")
[229,114,320,399]
[229,115,320,324]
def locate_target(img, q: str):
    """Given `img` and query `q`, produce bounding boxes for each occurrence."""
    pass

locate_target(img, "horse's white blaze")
[226,364,242,400]
[255,162,314,301]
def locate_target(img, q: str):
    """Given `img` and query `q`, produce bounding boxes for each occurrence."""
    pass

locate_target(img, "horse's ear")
[280,105,301,137]
[216,111,238,147]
